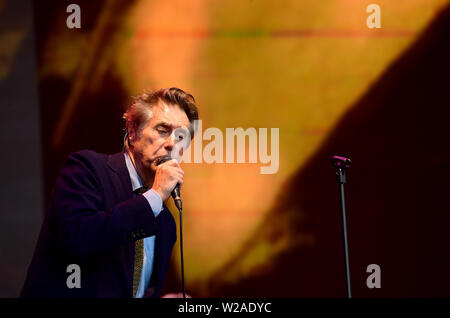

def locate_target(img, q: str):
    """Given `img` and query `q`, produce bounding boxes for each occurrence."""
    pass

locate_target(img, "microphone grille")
[156,155,172,166]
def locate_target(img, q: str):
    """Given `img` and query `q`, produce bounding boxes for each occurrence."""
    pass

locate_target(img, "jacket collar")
[106,151,134,201]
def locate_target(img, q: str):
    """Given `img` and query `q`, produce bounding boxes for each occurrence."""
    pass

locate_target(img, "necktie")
[132,186,148,297]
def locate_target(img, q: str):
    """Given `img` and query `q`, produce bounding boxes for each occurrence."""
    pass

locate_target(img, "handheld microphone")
[156,155,182,211]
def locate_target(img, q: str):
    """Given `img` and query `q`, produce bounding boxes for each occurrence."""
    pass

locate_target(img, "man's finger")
[169,158,179,167]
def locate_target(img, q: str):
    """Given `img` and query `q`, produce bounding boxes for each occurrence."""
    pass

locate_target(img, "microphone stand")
[157,155,186,298]
[332,156,352,298]
[174,202,186,299]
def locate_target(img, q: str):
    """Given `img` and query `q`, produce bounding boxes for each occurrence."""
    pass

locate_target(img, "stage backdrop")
[1,0,449,297]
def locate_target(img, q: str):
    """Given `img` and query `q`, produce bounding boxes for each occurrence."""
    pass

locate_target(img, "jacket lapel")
[106,151,136,297]
[106,152,134,203]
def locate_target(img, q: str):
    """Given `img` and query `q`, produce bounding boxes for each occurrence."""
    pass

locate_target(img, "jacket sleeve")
[53,151,166,261]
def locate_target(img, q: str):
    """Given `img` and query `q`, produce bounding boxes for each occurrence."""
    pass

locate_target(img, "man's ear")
[128,128,137,146]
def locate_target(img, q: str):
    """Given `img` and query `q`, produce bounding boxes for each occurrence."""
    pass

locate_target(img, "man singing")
[21,87,199,298]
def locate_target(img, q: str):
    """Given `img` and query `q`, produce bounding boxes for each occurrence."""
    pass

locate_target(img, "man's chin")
[151,158,164,170]
[148,162,157,172]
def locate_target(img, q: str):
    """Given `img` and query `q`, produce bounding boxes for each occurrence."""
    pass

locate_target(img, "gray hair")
[122,87,199,151]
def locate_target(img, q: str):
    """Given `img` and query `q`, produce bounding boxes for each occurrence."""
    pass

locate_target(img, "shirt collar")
[124,152,143,192]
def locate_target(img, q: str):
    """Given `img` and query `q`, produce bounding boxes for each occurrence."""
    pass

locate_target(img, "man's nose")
[164,134,176,151]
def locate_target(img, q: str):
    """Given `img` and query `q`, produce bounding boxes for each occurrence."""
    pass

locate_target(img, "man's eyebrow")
[155,122,173,129]
[155,121,188,130]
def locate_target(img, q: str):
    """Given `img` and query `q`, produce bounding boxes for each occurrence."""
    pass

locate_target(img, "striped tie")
[132,186,148,297]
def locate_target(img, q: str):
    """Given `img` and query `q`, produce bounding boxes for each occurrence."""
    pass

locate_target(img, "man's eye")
[157,128,169,135]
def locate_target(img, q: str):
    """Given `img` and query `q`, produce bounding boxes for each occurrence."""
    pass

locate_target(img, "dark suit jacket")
[21,150,177,298]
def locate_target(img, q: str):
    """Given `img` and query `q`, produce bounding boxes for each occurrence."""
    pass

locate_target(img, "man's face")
[129,102,191,177]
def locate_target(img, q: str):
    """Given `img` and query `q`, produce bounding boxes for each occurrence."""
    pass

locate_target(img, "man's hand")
[151,159,184,201]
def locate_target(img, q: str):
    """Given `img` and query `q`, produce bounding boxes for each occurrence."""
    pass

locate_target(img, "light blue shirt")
[124,152,163,298]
